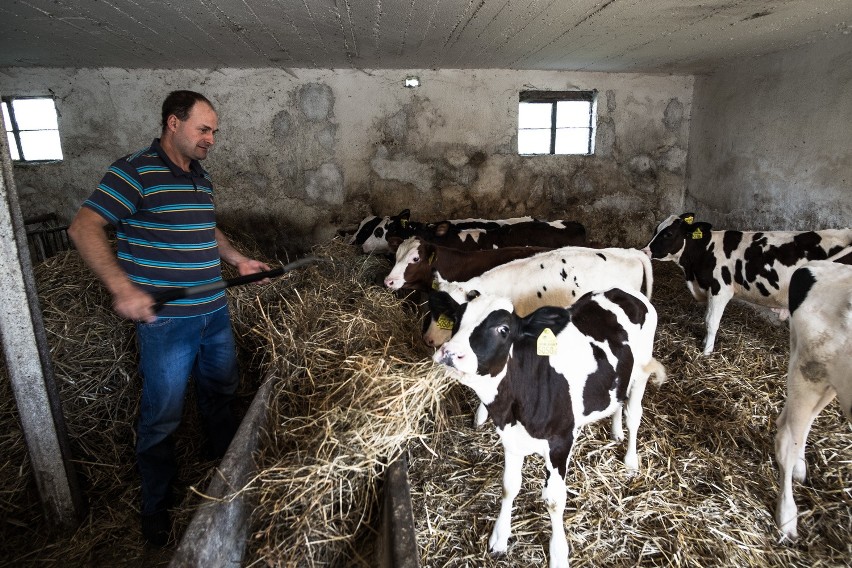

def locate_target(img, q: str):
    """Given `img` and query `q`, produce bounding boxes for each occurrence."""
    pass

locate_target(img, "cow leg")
[489,450,524,554]
[774,372,834,540]
[541,465,569,568]
[623,367,651,472]
[475,402,489,428]
[702,291,733,355]
[610,407,624,442]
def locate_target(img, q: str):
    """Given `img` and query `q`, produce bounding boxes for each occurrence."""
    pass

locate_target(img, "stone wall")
[1,67,693,254]
[686,35,851,231]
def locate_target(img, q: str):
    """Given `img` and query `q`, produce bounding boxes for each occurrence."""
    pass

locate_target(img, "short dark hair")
[161,90,214,131]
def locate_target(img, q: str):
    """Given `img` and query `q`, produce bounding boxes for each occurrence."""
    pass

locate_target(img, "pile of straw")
[229,241,450,566]
[407,260,850,567]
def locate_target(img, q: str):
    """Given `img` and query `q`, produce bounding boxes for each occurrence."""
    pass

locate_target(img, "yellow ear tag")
[683,215,694,224]
[401,219,408,228]
[428,252,436,264]
[432,279,440,290]
[436,314,454,330]
[536,328,558,356]
[692,227,703,239]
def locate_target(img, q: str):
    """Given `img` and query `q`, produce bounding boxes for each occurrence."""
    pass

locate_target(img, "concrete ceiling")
[1,1,850,74]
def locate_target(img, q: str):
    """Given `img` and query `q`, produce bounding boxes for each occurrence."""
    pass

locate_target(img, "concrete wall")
[1,68,692,254]
[686,35,852,231]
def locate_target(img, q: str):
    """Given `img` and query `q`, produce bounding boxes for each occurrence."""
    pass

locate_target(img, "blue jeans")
[135,306,239,516]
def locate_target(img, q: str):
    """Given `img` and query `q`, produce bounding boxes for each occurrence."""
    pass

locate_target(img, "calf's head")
[434,293,571,378]
[643,212,712,260]
[384,237,433,290]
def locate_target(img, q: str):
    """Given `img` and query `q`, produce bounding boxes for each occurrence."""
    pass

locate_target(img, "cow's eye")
[413,256,419,262]
[496,325,509,338]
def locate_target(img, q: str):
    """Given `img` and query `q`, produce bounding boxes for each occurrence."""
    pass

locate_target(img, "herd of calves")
[349,210,852,568]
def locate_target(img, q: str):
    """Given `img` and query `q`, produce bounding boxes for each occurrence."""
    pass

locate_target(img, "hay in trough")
[407,260,851,567]
[230,241,451,567]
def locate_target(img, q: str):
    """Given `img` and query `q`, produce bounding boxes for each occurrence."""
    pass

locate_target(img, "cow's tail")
[638,251,654,300]
[644,358,667,386]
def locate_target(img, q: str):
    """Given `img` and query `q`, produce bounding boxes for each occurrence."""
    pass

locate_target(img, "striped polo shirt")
[83,138,226,318]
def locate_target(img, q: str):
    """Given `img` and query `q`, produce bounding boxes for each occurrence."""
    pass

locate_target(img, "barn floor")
[1,246,849,568]
[407,260,851,567]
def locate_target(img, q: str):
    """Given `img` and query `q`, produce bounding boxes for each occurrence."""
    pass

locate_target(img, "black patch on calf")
[788,267,816,315]
[721,266,732,285]
[832,249,852,265]
[755,281,771,297]
[561,268,567,281]
[722,231,743,258]
[597,253,606,261]
[678,226,720,295]
[648,218,686,259]
[582,344,617,414]
[469,309,517,377]
[488,344,576,477]
[603,289,648,326]
[352,217,382,245]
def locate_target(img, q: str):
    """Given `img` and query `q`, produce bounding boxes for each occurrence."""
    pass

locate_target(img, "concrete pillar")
[0,130,84,531]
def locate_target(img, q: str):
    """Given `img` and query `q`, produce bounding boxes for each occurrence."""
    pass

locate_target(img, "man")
[68,90,270,546]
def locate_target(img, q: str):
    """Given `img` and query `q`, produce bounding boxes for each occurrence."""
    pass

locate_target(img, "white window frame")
[2,96,64,163]
[518,90,597,156]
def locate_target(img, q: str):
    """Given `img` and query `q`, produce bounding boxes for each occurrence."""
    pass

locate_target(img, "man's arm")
[215,227,271,276]
[68,207,157,322]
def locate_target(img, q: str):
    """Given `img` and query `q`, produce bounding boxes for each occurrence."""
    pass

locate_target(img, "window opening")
[2,96,63,162]
[518,90,596,156]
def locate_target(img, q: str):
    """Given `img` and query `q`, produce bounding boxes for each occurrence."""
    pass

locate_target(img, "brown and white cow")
[423,246,654,348]
[643,212,852,354]
[383,236,550,292]
[774,260,852,540]
[433,288,666,568]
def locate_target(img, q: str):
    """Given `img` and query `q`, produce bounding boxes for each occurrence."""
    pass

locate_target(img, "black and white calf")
[348,210,415,254]
[774,260,852,540]
[643,212,852,354]
[433,288,666,568]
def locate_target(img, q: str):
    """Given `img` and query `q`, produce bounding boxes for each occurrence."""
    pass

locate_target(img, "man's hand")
[112,285,157,323]
[235,259,273,283]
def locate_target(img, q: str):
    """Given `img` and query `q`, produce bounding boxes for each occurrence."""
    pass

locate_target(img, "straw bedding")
[0,240,849,567]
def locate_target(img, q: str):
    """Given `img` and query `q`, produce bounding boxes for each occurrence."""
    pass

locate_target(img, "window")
[518,90,596,156]
[2,96,63,162]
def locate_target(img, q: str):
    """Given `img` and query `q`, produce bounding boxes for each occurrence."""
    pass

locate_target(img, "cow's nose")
[384,278,394,288]
[435,346,460,367]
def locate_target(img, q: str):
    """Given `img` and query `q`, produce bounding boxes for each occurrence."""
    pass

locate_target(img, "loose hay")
[2,241,849,568]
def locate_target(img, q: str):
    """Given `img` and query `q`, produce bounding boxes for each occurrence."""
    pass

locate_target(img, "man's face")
[171,101,218,162]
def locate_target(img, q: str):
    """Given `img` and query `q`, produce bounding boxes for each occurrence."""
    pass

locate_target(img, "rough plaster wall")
[1,67,692,254]
[686,35,852,231]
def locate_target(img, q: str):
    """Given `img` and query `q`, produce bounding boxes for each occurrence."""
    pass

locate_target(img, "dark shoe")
[141,510,171,547]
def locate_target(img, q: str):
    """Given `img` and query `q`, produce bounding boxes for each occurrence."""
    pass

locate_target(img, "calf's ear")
[519,306,571,338]
[679,212,696,224]
[687,221,713,242]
